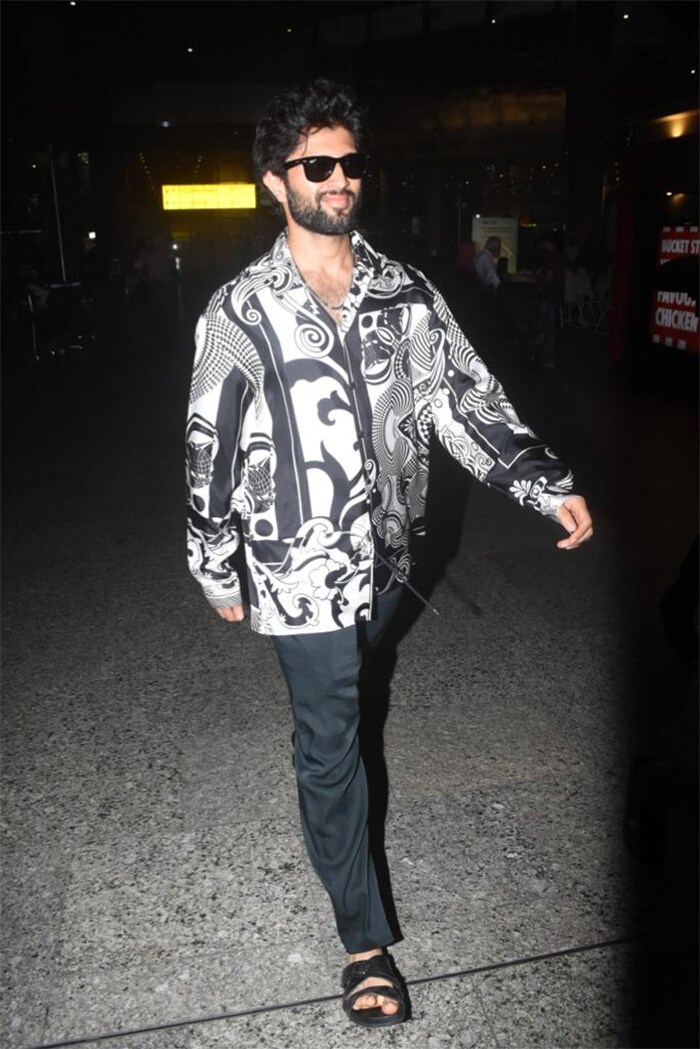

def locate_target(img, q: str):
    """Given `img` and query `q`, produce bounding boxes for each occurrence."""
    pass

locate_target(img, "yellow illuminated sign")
[162,183,256,210]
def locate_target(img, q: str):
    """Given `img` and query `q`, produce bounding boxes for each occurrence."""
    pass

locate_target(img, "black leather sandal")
[341,952,407,1027]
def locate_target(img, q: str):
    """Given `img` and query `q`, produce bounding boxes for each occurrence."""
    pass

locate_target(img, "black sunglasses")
[282,153,367,183]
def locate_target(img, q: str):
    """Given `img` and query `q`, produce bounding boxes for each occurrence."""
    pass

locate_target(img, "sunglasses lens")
[304,157,335,182]
[341,154,365,179]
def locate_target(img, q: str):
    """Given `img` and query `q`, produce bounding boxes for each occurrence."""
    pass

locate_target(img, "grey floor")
[2,298,698,1049]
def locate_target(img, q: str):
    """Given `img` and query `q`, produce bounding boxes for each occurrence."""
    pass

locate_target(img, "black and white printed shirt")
[186,230,575,635]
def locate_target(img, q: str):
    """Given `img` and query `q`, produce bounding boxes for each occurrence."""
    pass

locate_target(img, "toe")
[353,990,399,1014]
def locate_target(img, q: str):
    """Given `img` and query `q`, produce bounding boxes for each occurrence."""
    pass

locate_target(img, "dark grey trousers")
[272,588,402,953]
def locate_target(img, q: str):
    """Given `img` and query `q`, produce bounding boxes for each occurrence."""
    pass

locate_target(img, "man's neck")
[286,226,354,277]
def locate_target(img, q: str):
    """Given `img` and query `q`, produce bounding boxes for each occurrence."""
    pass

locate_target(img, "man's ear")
[262,170,287,205]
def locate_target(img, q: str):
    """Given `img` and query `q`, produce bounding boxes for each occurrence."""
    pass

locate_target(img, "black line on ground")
[30,934,638,1049]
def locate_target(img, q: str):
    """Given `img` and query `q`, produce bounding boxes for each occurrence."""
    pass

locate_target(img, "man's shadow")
[358,435,473,941]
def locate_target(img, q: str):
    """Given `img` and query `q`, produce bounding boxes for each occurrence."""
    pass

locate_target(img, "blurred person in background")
[534,233,565,368]
[473,235,502,291]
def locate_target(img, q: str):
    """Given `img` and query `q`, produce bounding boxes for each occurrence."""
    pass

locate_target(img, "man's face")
[269,125,363,236]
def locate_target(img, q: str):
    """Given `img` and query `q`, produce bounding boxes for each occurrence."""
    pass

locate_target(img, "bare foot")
[347,948,399,1015]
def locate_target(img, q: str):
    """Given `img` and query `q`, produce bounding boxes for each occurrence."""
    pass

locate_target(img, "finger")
[559,499,591,531]
[564,514,591,541]
[558,499,592,540]
[558,524,594,548]
[559,520,593,544]
[558,505,576,534]
[215,605,244,621]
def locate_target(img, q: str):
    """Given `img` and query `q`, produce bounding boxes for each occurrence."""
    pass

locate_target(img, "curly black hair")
[253,78,365,182]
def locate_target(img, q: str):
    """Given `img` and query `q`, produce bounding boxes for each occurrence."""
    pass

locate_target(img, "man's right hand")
[215,605,245,622]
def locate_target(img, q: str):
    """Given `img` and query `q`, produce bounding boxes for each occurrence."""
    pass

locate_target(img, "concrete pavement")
[2,287,697,1048]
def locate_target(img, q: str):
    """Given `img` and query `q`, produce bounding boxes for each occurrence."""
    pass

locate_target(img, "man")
[534,233,565,368]
[473,235,502,291]
[471,235,508,361]
[186,78,593,1028]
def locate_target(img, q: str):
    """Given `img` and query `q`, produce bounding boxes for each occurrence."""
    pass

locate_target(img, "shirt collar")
[271,228,379,271]
[270,228,381,329]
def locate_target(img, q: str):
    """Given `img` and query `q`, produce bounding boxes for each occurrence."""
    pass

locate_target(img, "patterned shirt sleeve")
[186,303,249,608]
[421,280,575,520]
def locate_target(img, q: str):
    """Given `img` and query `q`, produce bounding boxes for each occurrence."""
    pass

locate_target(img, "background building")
[2,0,698,358]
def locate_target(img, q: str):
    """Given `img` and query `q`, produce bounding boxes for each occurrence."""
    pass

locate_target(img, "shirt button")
[358,429,365,438]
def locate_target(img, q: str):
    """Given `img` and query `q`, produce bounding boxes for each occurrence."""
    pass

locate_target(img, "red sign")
[650,226,699,352]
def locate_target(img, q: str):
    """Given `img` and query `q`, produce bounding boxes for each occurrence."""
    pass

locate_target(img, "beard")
[285,182,362,235]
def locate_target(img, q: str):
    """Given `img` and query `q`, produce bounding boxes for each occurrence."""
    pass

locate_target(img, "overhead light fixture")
[651,110,699,140]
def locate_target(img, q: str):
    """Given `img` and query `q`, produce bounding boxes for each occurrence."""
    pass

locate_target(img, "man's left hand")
[556,495,593,549]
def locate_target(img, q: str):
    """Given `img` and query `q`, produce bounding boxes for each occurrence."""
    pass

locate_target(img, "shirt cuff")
[203,581,243,609]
